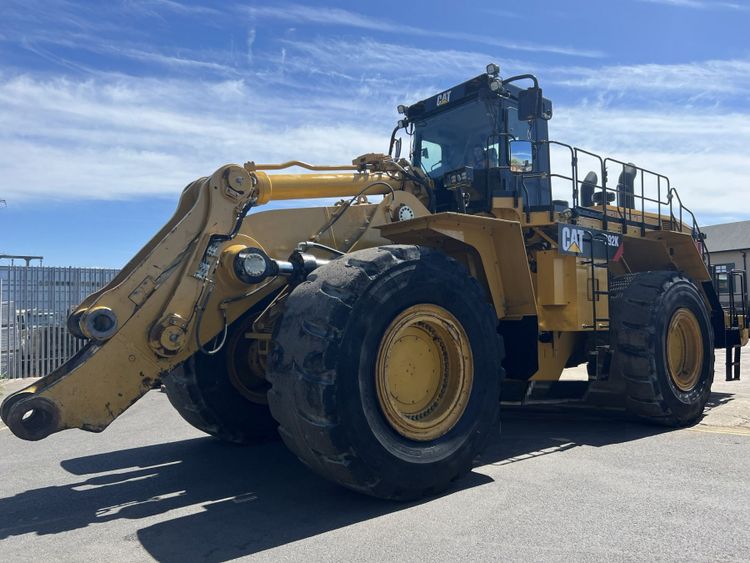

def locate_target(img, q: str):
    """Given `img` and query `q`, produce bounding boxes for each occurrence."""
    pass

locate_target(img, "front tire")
[611,271,714,426]
[267,245,504,500]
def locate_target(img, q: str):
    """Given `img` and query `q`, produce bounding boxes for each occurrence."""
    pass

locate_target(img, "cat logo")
[557,224,622,258]
[561,226,584,254]
[437,90,452,106]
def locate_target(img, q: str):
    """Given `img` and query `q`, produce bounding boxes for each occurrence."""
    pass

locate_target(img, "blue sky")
[1,0,749,267]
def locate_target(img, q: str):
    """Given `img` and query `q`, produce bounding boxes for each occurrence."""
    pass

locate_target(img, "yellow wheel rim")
[226,317,270,404]
[666,308,703,392]
[375,304,473,441]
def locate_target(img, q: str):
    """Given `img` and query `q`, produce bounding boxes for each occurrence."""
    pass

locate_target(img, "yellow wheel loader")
[2,64,748,500]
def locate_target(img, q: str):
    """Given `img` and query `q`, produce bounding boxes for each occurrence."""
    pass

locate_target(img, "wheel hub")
[226,316,271,404]
[376,304,473,441]
[666,308,703,392]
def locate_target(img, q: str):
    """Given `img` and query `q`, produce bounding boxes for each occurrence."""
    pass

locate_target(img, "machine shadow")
[0,435,486,556]
[0,404,691,562]
[704,390,735,412]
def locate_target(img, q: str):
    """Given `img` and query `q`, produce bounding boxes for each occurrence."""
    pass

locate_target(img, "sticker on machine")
[558,224,622,259]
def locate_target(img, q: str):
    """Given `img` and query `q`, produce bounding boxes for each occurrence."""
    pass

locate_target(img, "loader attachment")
[0,164,272,440]
[0,158,415,441]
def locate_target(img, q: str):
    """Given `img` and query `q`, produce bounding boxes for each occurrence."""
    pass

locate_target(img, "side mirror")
[517,87,544,120]
[509,140,533,173]
[393,138,402,159]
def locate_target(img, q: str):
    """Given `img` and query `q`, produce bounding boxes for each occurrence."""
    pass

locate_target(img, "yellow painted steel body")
[253,171,393,204]
[383,196,719,383]
[1,154,741,440]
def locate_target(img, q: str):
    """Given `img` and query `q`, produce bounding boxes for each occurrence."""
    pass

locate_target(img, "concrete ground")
[560,354,750,437]
[0,355,749,562]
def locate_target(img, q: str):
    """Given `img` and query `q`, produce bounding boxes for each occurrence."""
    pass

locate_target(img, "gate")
[0,266,119,379]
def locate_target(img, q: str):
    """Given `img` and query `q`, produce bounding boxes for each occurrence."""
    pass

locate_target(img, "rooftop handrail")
[521,140,708,265]
[543,139,702,235]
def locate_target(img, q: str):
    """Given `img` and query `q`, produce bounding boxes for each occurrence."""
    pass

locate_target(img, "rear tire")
[267,245,504,500]
[164,309,278,444]
[610,271,714,426]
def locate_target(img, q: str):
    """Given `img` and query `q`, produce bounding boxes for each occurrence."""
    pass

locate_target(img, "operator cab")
[397,64,553,214]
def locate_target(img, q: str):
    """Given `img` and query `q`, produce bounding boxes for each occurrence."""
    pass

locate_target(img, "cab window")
[418,140,443,174]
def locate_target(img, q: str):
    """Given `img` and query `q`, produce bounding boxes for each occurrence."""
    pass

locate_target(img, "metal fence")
[0,266,119,379]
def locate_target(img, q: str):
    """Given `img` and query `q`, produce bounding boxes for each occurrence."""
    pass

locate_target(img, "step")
[726,345,741,382]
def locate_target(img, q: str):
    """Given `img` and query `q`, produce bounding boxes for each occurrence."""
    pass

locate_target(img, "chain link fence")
[0,266,119,379]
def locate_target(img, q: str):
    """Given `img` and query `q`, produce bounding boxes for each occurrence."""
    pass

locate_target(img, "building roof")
[702,220,750,253]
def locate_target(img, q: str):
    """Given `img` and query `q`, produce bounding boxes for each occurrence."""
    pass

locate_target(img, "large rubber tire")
[266,245,504,500]
[163,310,278,444]
[610,271,714,426]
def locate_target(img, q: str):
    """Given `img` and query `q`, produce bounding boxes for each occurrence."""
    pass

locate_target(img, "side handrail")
[730,270,749,329]
[667,187,710,266]
[542,140,577,204]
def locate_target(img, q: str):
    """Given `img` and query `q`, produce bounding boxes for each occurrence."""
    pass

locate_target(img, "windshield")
[413,99,500,179]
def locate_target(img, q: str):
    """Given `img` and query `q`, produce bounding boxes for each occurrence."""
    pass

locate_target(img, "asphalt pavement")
[0,357,749,562]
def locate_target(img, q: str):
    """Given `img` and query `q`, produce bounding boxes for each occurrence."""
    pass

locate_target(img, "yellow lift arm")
[0,160,407,440]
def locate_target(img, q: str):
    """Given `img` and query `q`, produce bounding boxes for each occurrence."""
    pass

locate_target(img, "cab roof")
[403,72,551,121]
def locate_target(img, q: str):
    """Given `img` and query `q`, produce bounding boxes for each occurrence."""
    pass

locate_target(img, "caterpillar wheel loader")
[2,64,748,500]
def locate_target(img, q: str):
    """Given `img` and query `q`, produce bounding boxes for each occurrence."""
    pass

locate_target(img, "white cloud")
[246,3,386,32]
[1,21,749,224]
[279,37,508,82]
[0,73,388,201]
[246,27,256,64]
[125,0,222,16]
[637,0,750,10]
[110,45,239,75]
[548,104,750,222]
[550,58,750,97]
[243,3,604,58]
[2,67,750,225]
[6,30,241,78]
